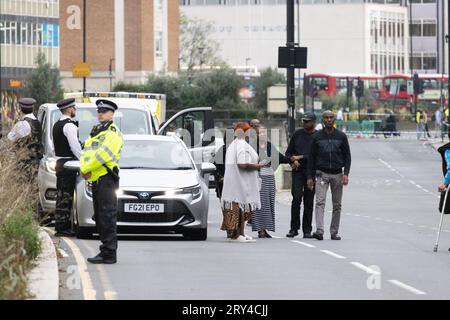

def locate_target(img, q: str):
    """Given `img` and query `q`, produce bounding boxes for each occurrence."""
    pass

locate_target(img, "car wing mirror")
[63,160,81,171]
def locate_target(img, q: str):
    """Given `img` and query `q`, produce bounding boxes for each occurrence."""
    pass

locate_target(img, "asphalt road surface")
[54,138,450,300]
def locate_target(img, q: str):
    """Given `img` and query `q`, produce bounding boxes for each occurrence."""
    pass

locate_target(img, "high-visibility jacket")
[80,122,123,182]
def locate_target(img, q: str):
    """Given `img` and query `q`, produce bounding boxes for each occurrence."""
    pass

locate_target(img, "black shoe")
[331,234,342,240]
[303,233,313,239]
[286,230,299,238]
[312,232,323,240]
[55,230,76,237]
[87,253,117,264]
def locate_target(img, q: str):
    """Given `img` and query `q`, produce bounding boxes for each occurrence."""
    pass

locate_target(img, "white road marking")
[408,223,414,226]
[291,240,315,248]
[354,214,361,217]
[350,262,380,275]
[375,218,382,221]
[271,235,282,239]
[58,248,69,258]
[419,225,426,228]
[388,280,426,295]
[395,221,404,224]
[104,290,119,300]
[378,159,404,178]
[61,237,97,300]
[320,250,346,259]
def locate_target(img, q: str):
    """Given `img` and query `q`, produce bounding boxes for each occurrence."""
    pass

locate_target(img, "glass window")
[155,31,163,58]
[52,108,151,143]
[423,0,436,3]
[423,55,437,70]
[423,20,436,37]
[410,55,422,70]
[0,21,5,44]
[36,24,43,46]
[410,20,421,37]
[20,22,27,45]
[5,21,11,44]
[119,140,194,170]
[10,22,17,44]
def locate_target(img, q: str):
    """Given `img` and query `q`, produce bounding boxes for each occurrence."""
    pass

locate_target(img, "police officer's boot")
[87,253,117,264]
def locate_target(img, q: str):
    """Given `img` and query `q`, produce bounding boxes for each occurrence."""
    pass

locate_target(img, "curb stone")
[27,228,59,300]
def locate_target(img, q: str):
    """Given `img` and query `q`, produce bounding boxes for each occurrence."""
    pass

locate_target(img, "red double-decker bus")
[306,73,383,98]
[379,73,448,106]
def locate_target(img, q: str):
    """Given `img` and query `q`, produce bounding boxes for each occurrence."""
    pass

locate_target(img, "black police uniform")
[53,98,80,235]
[14,98,43,177]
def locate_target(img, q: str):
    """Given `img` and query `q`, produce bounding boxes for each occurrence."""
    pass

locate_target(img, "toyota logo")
[139,192,150,200]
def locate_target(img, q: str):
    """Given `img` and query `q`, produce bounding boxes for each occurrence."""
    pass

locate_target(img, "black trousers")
[290,170,315,234]
[92,174,119,258]
[55,163,77,232]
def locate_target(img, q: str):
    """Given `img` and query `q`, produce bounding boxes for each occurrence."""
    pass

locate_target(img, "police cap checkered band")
[95,99,118,112]
[57,98,76,110]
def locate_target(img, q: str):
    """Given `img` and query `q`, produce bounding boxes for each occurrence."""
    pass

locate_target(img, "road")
[54,138,450,300]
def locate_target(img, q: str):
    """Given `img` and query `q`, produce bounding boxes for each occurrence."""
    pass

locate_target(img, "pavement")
[27,229,59,300]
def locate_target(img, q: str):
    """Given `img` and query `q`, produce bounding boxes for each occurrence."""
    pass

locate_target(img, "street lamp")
[109,58,115,91]
[245,57,251,67]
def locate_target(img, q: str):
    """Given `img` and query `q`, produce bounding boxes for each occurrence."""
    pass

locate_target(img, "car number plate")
[124,203,164,213]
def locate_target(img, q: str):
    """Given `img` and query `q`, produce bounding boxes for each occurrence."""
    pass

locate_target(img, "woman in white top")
[221,122,267,243]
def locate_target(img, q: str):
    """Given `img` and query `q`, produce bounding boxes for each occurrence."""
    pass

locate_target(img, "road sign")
[72,62,91,78]
[407,80,414,95]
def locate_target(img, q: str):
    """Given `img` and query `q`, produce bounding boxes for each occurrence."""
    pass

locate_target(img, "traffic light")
[346,79,353,98]
[355,80,364,98]
[311,80,319,97]
[413,73,424,95]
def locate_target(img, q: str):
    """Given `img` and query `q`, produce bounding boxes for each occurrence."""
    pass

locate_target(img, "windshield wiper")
[172,166,194,170]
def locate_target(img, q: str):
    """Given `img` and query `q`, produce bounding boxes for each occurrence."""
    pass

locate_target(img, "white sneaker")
[244,234,253,240]
[236,235,256,243]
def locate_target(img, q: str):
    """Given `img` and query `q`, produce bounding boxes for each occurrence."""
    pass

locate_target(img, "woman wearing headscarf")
[220,122,265,242]
[252,125,290,238]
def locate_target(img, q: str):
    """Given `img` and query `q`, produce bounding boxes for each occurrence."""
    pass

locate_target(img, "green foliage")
[179,13,224,74]
[23,51,64,112]
[113,68,245,112]
[1,212,41,260]
[251,67,286,111]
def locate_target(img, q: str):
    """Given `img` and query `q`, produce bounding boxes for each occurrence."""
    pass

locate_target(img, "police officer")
[53,98,82,237]
[80,99,123,264]
[7,98,43,177]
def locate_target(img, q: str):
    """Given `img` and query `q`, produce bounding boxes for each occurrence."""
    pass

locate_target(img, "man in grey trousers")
[307,110,351,240]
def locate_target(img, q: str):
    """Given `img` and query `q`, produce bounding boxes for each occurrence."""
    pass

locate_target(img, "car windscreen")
[119,140,195,170]
[51,108,151,142]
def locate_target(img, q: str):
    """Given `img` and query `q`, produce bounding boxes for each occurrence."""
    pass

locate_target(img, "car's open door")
[157,107,216,165]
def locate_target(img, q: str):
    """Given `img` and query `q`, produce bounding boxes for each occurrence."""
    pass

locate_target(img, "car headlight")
[85,181,93,198]
[45,158,57,173]
[164,185,202,200]
[182,185,202,200]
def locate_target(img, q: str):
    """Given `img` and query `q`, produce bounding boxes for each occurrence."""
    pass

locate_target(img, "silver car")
[37,104,218,217]
[65,135,215,240]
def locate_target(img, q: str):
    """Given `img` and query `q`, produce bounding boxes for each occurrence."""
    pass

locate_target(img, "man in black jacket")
[307,110,351,240]
[285,112,317,238]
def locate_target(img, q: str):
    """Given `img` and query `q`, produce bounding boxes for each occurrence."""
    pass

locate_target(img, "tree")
[23,52,64,114]
[251,67,286,111]
[179,14,224,75]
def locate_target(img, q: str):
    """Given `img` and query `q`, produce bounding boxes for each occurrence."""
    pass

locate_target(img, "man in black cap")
[53,98,82,237]
[80,99,123,264]
[285,111,317,238]
[7,98,43,179]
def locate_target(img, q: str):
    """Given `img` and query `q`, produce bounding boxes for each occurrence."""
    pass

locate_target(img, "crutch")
[433,186,449,252]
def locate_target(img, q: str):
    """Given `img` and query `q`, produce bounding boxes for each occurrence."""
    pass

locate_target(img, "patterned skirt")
[221,201,252,232]
[252,172,276,232]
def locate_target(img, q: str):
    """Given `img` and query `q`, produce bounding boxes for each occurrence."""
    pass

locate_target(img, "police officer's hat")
[18,97,36,114]
[96,99,118,112]
[57,98,76,111]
